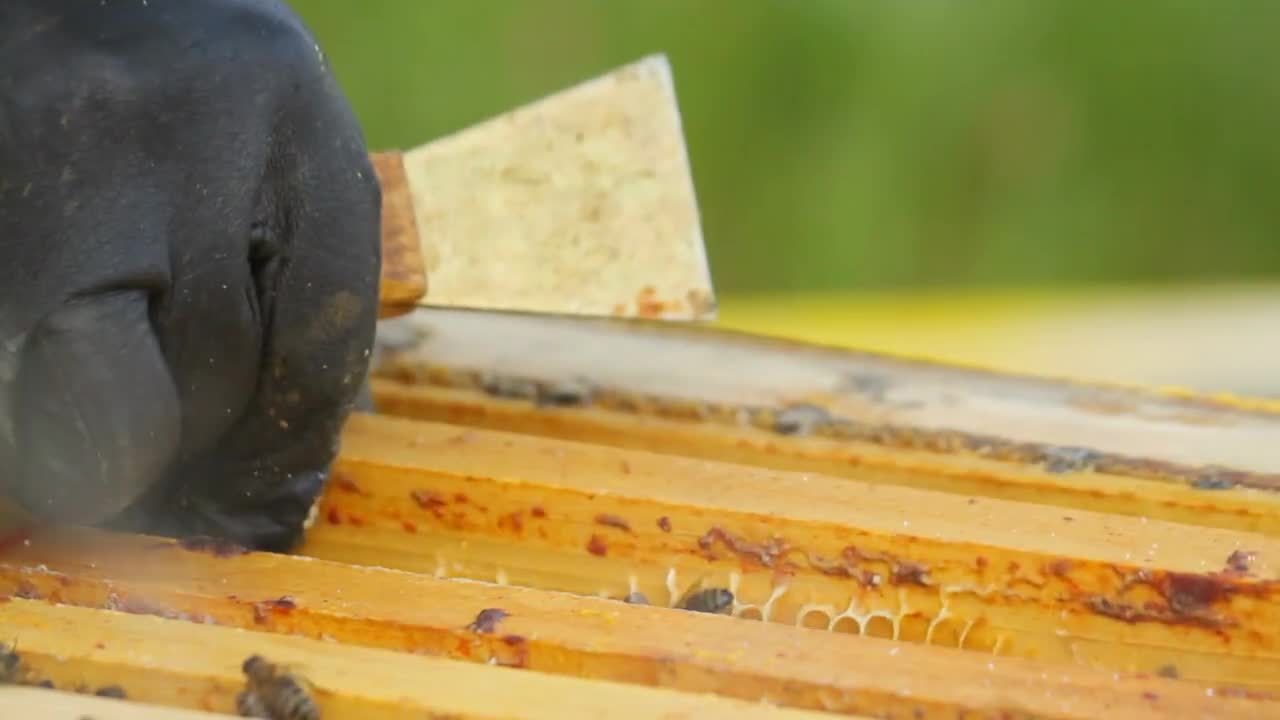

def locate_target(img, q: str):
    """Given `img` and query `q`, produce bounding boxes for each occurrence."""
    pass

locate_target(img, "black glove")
[0,0,382,552]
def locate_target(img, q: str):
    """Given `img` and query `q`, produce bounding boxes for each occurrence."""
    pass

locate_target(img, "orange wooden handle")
[370,150,427,318]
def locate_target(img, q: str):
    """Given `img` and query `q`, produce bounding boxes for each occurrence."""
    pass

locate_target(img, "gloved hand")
[0,0,382,552]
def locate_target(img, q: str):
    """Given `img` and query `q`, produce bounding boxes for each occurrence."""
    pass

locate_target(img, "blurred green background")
[290,0,1280,297]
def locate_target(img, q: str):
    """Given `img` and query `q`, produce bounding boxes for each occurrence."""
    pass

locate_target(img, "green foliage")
[290,0,1280,294]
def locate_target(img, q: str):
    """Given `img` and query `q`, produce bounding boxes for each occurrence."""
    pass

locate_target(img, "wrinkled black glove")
[0,0,381,552]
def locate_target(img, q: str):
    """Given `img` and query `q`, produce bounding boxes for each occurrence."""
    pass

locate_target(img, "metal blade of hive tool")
[370,54,716,322]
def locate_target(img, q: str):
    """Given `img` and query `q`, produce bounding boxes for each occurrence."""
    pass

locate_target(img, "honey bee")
[94,684,128,699]
[838,372,890,402]
[479,373,539,401]
[236,654,319,720]
[0,640,20,684]
[535,378,594,408]
[676,581,734,615]
[1041,445,1099,475]
[772,403,830,437]
[236,688,270,718]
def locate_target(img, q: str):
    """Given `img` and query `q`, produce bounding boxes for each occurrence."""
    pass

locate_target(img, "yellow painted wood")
[711,284,1280,395]
[0,598,845,720]
[0,686,240,720]
[370,306,1280,540]
[3,525,1257,719]
[288,413,1280,691]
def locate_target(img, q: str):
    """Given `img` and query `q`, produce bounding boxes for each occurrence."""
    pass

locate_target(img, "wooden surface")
[0,686,240,719]
[284,413,1280,691]
[371,307,1280,538]
[0,525,1268,720]
[3,298,1277,717]
[396,54,715,321]
[371,378,1280,538]
[371,307,1280,472]
[712,284,1280,400]
[0,598,846,720]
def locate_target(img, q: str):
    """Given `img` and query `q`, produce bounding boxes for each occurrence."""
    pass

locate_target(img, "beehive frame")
[1,306,1278,719]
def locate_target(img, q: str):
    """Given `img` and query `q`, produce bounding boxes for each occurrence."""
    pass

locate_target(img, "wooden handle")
[371,150,427,318]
